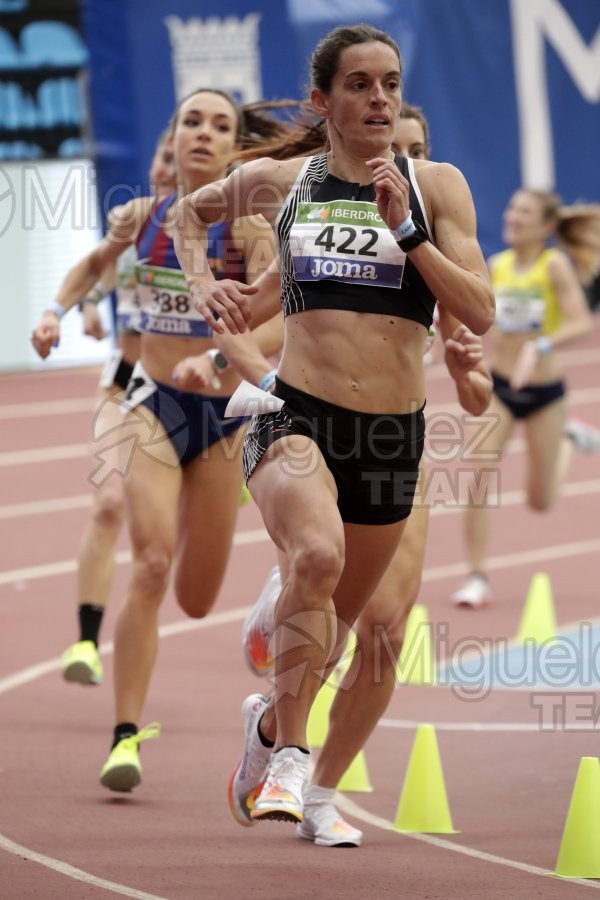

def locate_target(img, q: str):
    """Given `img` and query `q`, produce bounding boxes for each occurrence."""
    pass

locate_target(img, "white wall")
[0,158,113,373]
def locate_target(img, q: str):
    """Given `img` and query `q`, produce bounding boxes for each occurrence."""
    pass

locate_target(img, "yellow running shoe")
[99,723,161,793]
[62,640,103,685]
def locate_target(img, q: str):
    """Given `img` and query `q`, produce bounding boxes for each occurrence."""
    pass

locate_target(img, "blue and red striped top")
[137,192,247,281]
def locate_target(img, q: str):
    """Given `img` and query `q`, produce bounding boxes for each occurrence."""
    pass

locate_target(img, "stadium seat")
[0,140,43,159]
[0,81,26,128]
[37,79,60,127]
[58,137,85,158]
[20,21,88,67]
[36,78,83,127]
[58,77,83,125]
[0,26,23,69]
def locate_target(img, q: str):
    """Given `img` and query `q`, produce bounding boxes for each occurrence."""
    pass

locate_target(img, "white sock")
[303,783,336,805]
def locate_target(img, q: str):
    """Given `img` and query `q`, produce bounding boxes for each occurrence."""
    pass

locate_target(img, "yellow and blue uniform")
[492,248,563,336]
[491,247,566,418]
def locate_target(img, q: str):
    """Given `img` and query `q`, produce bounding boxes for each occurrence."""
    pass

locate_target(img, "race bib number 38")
[135,262,212,337]
[289,200,405,289]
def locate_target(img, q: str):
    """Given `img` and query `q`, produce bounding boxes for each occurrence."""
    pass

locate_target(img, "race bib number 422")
[289,200,405,289]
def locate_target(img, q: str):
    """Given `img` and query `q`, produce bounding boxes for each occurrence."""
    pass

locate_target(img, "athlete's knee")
[91,489,125,532]
[131,543,172,595]
[290,539,344,601]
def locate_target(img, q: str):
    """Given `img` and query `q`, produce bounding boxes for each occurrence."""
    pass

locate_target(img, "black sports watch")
[397,219,429,253]
[211,350,230,372]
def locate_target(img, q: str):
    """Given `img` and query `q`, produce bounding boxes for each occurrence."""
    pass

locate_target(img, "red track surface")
[1,333,599,899]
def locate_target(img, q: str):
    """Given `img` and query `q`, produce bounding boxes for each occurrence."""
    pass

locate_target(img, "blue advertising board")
[81,0,599,256]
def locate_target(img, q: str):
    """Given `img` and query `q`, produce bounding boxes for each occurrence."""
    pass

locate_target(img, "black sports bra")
[275,154,436,328]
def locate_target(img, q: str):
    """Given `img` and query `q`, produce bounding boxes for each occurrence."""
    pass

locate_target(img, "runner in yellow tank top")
[451,188,593,608]
[492,246,563,336]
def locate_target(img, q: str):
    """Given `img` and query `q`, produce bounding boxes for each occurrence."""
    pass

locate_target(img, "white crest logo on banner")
[165,13,263,103]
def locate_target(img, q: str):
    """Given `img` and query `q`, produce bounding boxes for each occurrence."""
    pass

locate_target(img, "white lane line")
[2,538,600,695]
[2,385,599,468]
[421,537,600,584]
[0,530,598,592]
[0,607,250,696]
[2,360,597,897]
[0,528,269,586]
[0,495,93,519]
[2,469,599,525]
[0,471,598,577]
[0,398,96,420]
[0,434,527,468]
[0,608,252,897]
[4,622,597,899]
[427,478,600,520]
[1,580,599,892]
[2,350,598,421]
[334,795,600,890]
[0,833,167,900]
[0,444,89,466]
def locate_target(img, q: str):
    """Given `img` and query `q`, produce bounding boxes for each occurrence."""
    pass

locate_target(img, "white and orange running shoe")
[298,785,363,847]
[228,693,272,826]
[251,747,309,824]
[241,565,280,676]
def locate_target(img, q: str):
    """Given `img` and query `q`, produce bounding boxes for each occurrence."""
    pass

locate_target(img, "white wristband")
[49,302,66,320]
[395,214,416,240]
[259,369,277,392]
[535,335,552,355]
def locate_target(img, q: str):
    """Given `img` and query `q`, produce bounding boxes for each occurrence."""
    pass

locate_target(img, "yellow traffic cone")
[554,757,600,878]
[515,572,556,645]
[392,724,457,833]
[306,674,337,748]
[337,750,373,793]
[396,604,436,686]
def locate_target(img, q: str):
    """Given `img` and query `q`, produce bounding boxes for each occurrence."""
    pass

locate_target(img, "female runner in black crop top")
[176,24,495,825]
